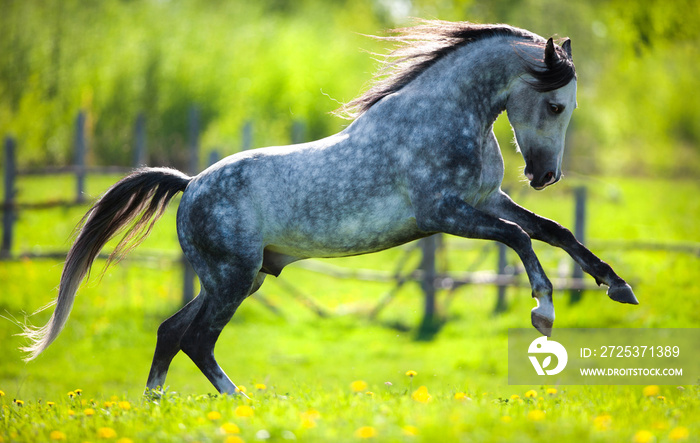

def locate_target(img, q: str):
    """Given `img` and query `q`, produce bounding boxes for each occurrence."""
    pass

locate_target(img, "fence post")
[494,242,508,313]
[133,113,147,167]
[417,234,438,340]
[208,150,220,167]
[188,106,200,175]
[74,111,86,203]
[291,120,306,144]
[569,186,587,304]
[2,136,17,258]
[182,106,200,305]
[241,121,253,151]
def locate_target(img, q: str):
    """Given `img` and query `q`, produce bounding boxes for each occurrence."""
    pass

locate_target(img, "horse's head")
[506,38,576,190]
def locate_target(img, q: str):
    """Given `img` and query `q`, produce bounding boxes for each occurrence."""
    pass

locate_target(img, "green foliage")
[1,0,698,175]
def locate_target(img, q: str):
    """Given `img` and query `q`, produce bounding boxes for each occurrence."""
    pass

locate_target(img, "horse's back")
[177,134,422,265]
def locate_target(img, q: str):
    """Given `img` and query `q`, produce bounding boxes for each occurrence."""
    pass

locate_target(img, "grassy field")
[1,174,699,442]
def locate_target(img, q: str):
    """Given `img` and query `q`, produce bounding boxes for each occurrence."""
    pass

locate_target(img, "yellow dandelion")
[546,388,557,395]
[643,385,660,397]
[67,391,76,399]
[50,430,67,440]
[405,370,417,377]
[525,389,537,398]
[300,409,321,429]
[13,399,24,406]
[67,410,75,416]
[118,401,131,410]
[224,436,245,443]
[501,416,512,423]
[669,426,689,441]
[302,409,321,420]
[0,390,4,397]
[47,401,56,407]
[366,391,375,397]
[235,405,254,418]
[74,389,83,396]
[593,414,612,431]
[97,427,117,439]
[220,423,241,434]
[207,411,222,421]
[116,439,134,443]
[84,408,95,416]
[351,380,368,392]
[235,385,247,394]
[656,396,666,402]
[103,401,115,408]
[510,394,520,400]
[301,416,317,429]
[354,426,377,439]
[632,430,654,443]
[255,383,267,390]
[411,386,432,403]
[454,392,468,401]
[527,410,546,421]
[402,425,419,436]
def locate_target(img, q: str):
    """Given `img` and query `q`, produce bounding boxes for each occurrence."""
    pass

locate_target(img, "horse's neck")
[344,35,532,162]
[401,36,526,131]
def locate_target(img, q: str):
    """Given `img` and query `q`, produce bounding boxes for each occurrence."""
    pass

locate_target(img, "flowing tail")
[20,167,192,361]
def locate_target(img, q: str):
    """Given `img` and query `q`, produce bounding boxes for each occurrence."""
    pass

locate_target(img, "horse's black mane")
[337,20,576,119]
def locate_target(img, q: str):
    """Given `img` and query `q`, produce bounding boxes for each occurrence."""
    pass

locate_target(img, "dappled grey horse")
[22,21,637,394]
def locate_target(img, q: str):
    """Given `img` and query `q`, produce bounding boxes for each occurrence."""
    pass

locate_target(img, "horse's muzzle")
[525,170,559,190]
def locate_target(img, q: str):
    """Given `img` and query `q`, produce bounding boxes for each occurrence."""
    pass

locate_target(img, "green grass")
[2,384,697,442]
[1,175,699,442]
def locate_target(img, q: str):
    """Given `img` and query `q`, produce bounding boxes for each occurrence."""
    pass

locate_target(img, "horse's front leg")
[486,191,638,305]
[414,194,555,335]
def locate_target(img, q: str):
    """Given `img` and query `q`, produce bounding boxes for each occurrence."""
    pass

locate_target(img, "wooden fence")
[2,109,199,306]
[0,108,333,319]
[4,109,697,335]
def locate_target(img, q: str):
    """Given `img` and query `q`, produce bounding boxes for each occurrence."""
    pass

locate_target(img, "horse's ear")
[544,37,556,67]
[561,38,572,60]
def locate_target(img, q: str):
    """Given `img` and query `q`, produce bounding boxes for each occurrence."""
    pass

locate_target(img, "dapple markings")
[21,21,637,394]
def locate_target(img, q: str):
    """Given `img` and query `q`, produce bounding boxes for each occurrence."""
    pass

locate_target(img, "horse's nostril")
[544,171,554,183]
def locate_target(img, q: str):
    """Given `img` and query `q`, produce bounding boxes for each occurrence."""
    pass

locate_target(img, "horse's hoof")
[607,283,638,305]
[531,310,553,337]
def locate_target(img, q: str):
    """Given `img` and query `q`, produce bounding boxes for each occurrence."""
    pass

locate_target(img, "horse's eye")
[549,103,563,114]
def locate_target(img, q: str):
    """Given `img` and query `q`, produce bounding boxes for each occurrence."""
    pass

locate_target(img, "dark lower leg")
[145,295,204,391]
[417,195,555,334]
[506,237,554,336]
[491,194,637,305]
[179,296,245,395]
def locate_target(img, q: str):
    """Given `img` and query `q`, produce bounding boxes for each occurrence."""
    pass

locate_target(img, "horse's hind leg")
[145,294,204,392]
[178,261,264,394]
[145,268,265,394]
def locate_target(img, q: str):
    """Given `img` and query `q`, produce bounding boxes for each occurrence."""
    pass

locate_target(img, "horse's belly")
[266,213,421,259]
[265,202,421,266]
